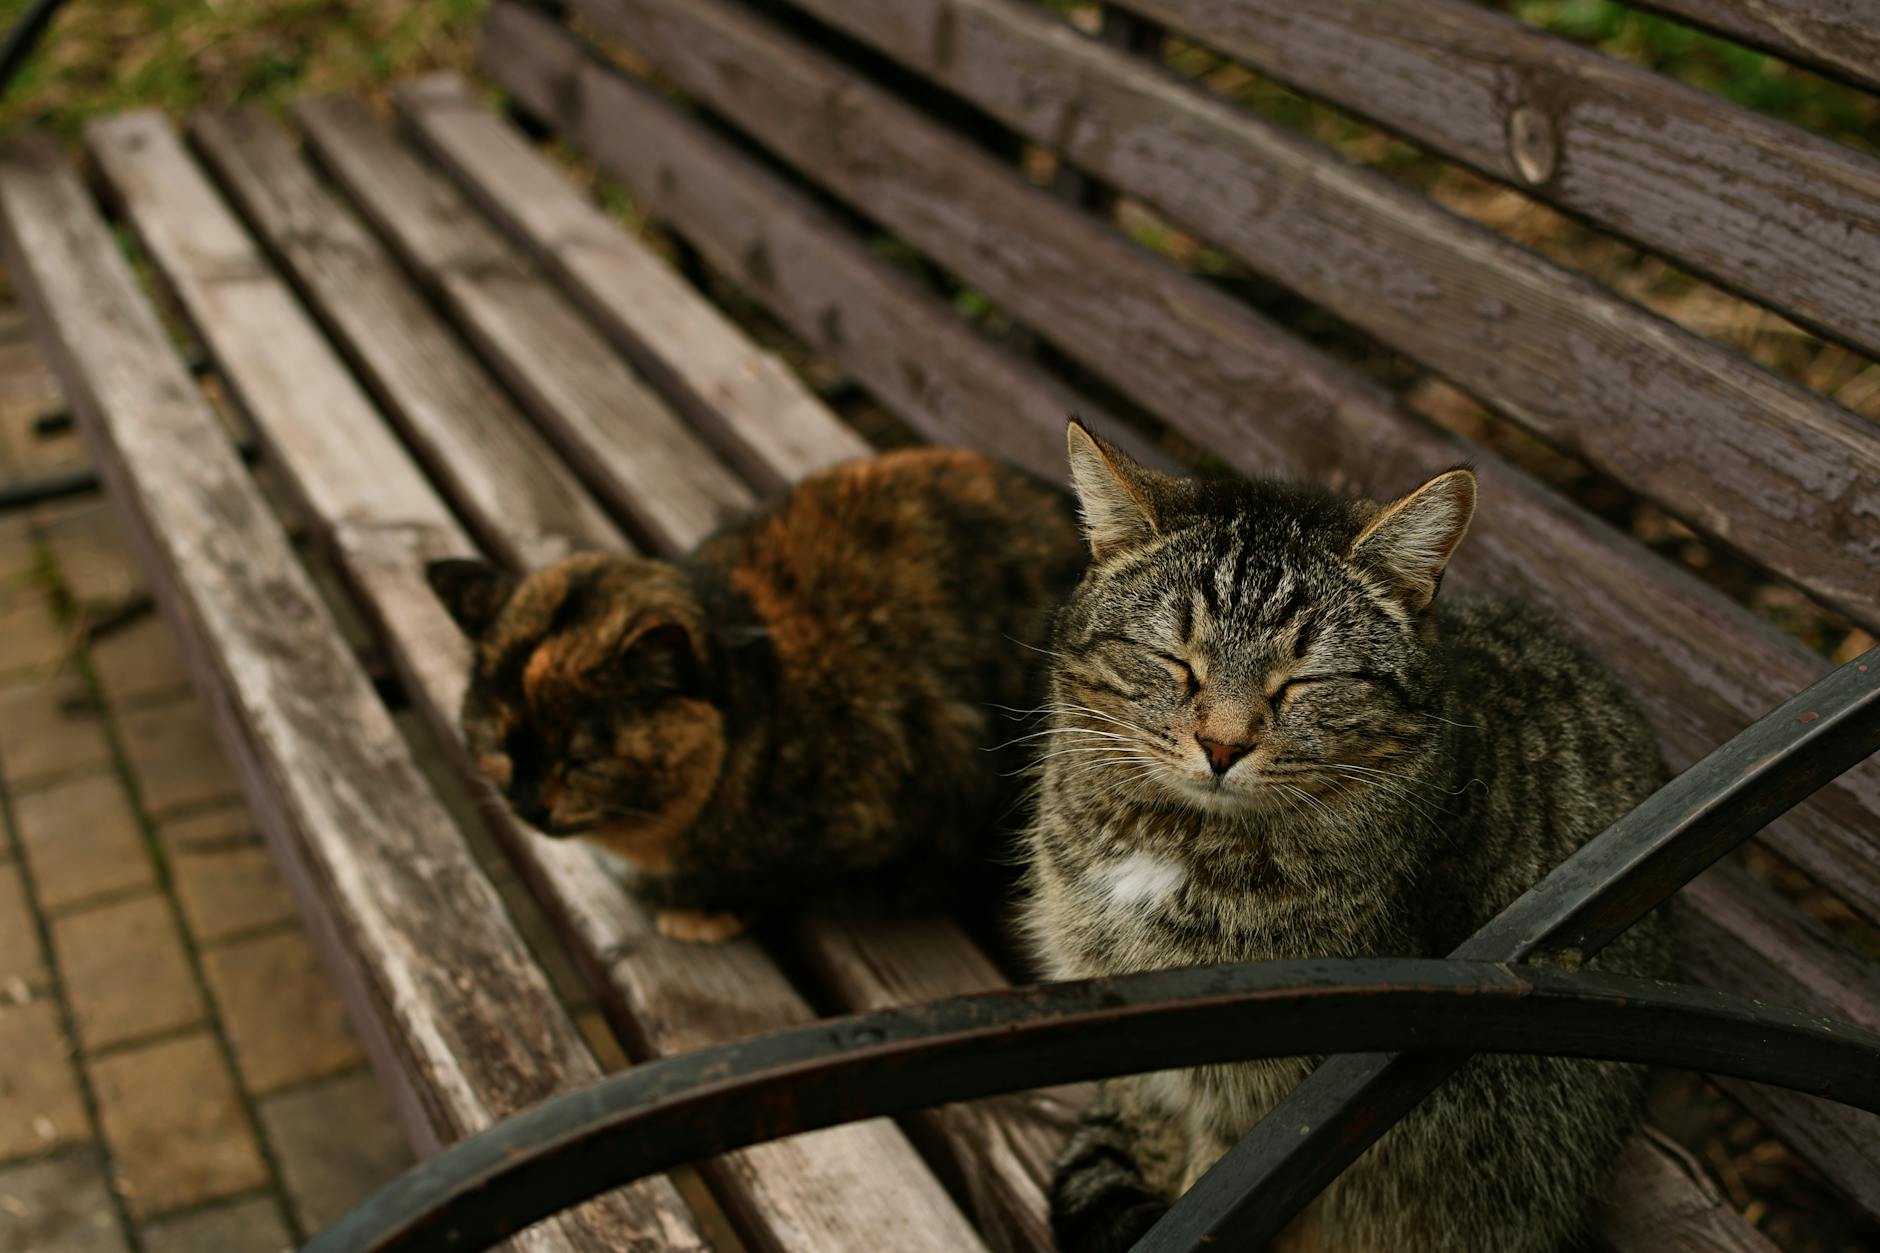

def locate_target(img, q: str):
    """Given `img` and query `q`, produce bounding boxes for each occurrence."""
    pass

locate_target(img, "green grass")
[0,0,489,143]
[1507,0,1875,146]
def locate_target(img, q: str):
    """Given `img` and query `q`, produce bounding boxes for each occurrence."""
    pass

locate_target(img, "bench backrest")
[479,0,1880,1239]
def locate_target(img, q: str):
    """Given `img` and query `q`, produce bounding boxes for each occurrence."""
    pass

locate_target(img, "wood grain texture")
[0,128,695,1252]
[292,93,755,555]
[566,0,1880,926]
[480,1,1115,481]
[1678,868,1880,1221]
[1592,1126,1780,1253]
[1625,0,1880,93]
[784,0,1880,635]
[507,3,1880,1222]
[795,916,1089,1253]
[390,74,870,493]
[168,101,986,1253]
[1110,0,1880,360]
[183,107,615,573]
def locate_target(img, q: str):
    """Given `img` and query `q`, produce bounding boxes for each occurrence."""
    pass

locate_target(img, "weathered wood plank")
[0,128,693,1251]
[1679,868,1880,1221]
[1592,1126,1780,1253]
[292,94,753,556]
[1625,0,1880,94]
[495,9,1880,1223]
[182,108,614,573]
[563,0,1880,928]
[552,871,990,1253]
[479,1,1108,481]
[795,916,1089,1253]
[1110,0,1880,359]
[165,104,987,1253]
[389,74,870,493]
[781,0,1880,636]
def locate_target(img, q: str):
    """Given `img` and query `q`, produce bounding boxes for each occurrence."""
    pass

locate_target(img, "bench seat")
[0,0,1874,1247]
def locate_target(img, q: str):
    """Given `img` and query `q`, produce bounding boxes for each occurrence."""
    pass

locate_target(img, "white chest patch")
[1090,852,1187,912]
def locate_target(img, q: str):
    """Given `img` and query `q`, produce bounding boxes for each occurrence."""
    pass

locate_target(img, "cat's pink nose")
[1196,735,1254,775]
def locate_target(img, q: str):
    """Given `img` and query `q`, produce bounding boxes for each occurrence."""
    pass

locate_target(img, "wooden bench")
[0,0,1874,1248]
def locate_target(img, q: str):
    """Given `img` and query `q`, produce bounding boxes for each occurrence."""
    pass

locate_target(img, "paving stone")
[11,773,154,913]
[0,338,75,484]
[0,864,46,994]
[89,1032,266,1218]
[260,1071,411,1233]
[0,674,111,791]
[161,808,296,945]
[113,698,241,819]
[138,1193,292,1253]
[201,929,360,1094]
[0,594,66,677]
[35,501,142,616]
[0,1151,129,1253]
[52,894,204,1052]
[88,614,192,709]
[0,1000,89,1162]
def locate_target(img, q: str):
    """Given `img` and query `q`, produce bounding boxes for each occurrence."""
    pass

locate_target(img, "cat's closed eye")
[1269,676,1322,705]
[1156,653,1198,699]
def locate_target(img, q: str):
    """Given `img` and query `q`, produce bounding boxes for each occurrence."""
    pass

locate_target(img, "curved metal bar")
[1143,645,1880,1251]
[304,958,1880,1253]
[0,0,71,99]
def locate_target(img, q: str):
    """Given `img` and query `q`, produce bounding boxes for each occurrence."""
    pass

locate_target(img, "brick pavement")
[0,311,626,1251]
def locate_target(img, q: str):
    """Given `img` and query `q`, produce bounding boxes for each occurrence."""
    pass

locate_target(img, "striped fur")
[1028,423,1672,1251]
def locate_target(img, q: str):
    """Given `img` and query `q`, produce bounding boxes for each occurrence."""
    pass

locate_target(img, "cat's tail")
[1050,1106,1169,1253]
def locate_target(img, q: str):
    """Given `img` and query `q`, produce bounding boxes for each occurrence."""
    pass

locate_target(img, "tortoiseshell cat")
[1026,422,1671,1251]
[429,447,1086,942]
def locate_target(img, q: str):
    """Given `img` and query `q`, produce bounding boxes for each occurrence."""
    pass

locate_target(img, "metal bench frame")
[313,636,1880,1251]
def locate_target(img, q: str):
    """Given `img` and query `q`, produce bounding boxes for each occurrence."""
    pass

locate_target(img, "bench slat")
[177,108,613,574]
[1625,0,1880,93]
[390,75,871,493]
[0,129,697,1252]
[482,2,1124,481]
[795,917,1088,1253]
[785,0,1880,636]
[182,102,991,1253]
[1680,868,1880,1219]
[1110,0,1880,358]
[490,8,1878,1226]
[557,0,1880,933]
[291,94,752,556]
[1593,1126,1779,1253]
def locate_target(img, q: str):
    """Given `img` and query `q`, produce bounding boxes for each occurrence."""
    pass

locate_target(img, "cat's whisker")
[1325,759,1479,808]
[990,724,1141,751]
[1046,702,1159,737]
[1324,768,1450,827]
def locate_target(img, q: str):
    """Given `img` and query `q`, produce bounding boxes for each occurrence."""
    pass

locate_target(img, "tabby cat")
[429,447,1086,942]
[1026,421,1671,1251]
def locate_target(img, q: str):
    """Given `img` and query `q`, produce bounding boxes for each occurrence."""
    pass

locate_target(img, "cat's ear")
[623,617,706,691]
[1346,468,1476,612]
[1066,418,1161,560]
[425,558,516,637]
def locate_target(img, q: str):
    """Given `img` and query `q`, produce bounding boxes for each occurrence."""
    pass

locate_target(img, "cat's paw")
[655,908,748,944]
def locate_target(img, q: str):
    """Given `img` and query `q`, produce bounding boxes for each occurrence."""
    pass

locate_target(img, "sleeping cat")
[1026,421,1671,1251]
[429,446,1086,942]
